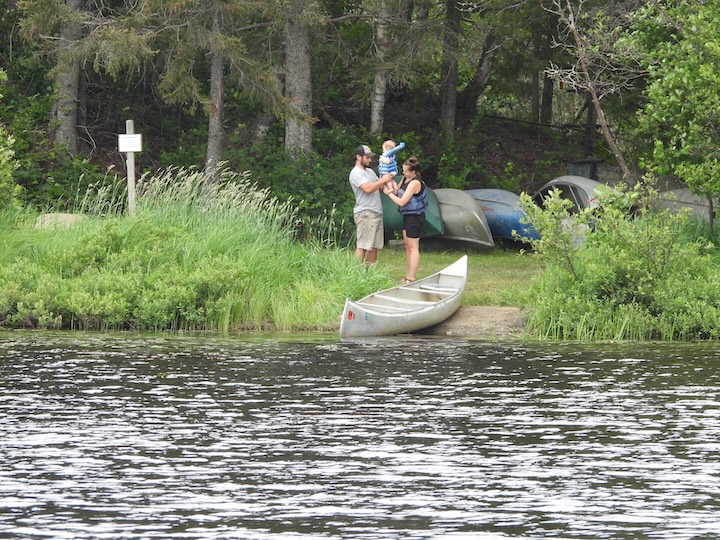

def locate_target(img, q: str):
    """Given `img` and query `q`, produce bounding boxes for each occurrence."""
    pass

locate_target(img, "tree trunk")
[284,3,312,157]
[540,12,557,125]
[589,88,630,179]
[205,10,224,175]
[370,0,391,135]
[457,31,499,123]
[51,0,84,156]
[557,0,631,181]
[370,70,387,135]
[531,31,541,123]
[540,75,554,125]
[572,34,631,180]
[77,67,88,152]
[415,0,431,21]
[439,0,460,144]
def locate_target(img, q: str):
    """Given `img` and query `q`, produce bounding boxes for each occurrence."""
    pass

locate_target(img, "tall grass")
[0,167,391,332]
[0,206,40,265]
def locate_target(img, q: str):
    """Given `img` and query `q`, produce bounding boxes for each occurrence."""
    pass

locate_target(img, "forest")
[3,0,717,229]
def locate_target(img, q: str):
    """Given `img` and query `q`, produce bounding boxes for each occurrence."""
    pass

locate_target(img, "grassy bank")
[0,167,544,333]
[0,168,398,332]
[377,243,542,307]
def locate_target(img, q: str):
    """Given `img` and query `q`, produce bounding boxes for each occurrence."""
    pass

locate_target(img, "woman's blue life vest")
[397,179,428,215]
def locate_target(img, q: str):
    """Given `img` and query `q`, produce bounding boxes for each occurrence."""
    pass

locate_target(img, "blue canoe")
[466,188,540,242]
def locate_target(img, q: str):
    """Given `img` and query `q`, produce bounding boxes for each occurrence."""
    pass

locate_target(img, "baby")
[378,140,405,178]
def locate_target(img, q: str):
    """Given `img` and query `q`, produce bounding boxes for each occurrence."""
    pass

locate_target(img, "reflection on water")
[1,332,720,539]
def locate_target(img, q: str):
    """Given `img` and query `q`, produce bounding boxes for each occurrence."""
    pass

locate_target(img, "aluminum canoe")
[532,175,605,213]
[434,189,494,248]
[339,255,467,338]
[654,188,717,223]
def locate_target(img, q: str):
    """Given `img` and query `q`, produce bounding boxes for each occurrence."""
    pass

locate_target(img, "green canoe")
[381,185,444,240]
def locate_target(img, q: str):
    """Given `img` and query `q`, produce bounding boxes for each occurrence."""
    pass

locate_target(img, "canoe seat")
[372,294,435,306]
[399,285,454,297]
[419,284,458,293]
[356,302,414,313]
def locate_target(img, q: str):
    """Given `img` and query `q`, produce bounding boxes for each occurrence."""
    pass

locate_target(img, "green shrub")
[0,83,115,211]
[520,181,720,340]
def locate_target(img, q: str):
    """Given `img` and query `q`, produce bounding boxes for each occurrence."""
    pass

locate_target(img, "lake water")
[1,331,720,539]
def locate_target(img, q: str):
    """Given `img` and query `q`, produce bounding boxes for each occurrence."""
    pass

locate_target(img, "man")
[348,144,393,264]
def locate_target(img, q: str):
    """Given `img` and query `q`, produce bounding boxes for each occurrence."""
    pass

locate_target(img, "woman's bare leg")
[403,231,420,281]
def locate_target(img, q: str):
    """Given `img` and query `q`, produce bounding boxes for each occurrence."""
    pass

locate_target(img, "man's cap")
[354,145,374,157]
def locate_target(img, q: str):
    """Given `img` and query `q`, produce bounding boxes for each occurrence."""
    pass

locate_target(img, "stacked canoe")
[381,175,621,247]
[382,187,495,248]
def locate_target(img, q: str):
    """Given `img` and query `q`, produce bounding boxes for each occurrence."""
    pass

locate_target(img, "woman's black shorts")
[403,213,425,239]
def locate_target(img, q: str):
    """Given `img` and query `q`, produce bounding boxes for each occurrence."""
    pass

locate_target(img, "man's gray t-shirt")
[349,166,382,215]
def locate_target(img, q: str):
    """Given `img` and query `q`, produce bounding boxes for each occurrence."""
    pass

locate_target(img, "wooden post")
[125,120,136,216]
[118,120,141,215]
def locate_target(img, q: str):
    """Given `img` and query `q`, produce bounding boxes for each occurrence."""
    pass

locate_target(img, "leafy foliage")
[2,0,609,215]
[632,2,720,207]
[232,125,425,246]
[0,69,21,210]
[520,181,720,340]
[0,129,20,211]
[0,71,116,210]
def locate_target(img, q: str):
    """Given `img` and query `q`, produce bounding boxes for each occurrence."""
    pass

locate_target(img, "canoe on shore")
[381,185,444,240]
[532,175,605,213]
[465,188,539,242]
[433,188,494,248]
[339,256,467,338]
[654,188,717,223]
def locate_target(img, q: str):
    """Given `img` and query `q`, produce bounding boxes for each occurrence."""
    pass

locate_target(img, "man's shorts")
[403,213,425,239]
[354,210,384,251]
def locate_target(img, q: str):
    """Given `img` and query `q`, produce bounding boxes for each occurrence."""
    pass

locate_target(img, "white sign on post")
[118,120,141,216]
[118,134,142,153]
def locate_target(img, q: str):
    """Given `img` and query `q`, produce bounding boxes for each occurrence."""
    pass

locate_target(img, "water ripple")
[1,334,720,539]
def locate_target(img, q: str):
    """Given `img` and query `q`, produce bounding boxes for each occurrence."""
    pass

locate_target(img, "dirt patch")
[420,306,529,339]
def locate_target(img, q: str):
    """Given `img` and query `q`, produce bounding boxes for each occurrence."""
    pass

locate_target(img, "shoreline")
[419,306,529,338]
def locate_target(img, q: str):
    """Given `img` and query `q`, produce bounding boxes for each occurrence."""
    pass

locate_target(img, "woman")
[383,156,428,283]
